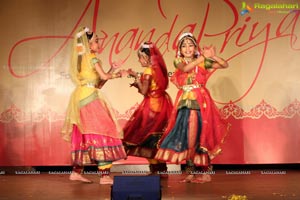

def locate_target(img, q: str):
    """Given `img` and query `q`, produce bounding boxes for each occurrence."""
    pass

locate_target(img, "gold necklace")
[183,57,193,64]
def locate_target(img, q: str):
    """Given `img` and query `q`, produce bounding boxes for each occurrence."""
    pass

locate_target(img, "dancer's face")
[89,35,100,53]
[138,54,150,67]
[180,38,196,59]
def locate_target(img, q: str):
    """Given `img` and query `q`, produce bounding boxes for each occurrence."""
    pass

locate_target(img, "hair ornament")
[178,32,194,41]
[76,27,90,38]
[141,43,153,49]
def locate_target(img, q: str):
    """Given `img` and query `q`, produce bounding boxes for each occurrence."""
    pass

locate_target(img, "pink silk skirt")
[71,125,126,165]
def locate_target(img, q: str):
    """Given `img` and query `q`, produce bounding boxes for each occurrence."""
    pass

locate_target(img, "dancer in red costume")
[61,27,127,185]
[123,42,173,176]
[155,32,230,183]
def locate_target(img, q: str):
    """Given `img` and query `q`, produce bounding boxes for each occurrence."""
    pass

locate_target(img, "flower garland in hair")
[75,27,89,55]
[141,43,153,49]
[178,32,194,41]
[76,43,85,55]
[76,27,89,38]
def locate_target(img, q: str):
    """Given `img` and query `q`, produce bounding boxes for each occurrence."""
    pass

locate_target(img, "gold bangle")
[111,73,120,79]
[218,60,225,66]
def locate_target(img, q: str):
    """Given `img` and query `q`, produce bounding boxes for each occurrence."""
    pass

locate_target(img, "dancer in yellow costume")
[62,27,126,185]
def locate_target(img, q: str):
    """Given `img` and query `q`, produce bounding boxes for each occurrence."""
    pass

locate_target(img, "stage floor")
[0,167,299,200]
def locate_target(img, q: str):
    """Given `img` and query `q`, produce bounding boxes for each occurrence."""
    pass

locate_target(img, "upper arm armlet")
[91,57,101,66]
[204,58,215,69]
[173,58,182,68]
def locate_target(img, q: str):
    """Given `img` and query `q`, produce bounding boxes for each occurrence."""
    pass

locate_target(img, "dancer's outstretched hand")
[119,69,129,77]
[202,45,216,58]
[127,68,139,78]
[111,59,124,70]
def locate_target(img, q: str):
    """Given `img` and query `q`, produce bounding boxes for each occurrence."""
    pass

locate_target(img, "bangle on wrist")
[134,73,141,81]
[219,60,225,66]
[111,73,120,79]
[134,77,140,83]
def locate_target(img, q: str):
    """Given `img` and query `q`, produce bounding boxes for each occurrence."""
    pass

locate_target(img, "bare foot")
[99,175,113,185]
[191,174,211,184]
[69,172,93,183]
[179,174,195,183]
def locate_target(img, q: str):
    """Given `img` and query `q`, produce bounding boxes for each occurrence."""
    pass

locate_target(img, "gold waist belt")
[181,84,202,92]
[81,82,96,88]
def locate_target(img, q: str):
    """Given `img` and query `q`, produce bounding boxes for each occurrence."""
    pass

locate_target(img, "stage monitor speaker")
[111,175,161,200]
